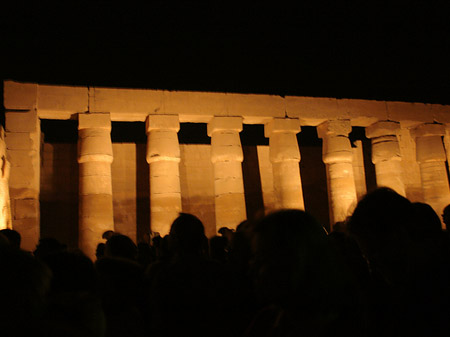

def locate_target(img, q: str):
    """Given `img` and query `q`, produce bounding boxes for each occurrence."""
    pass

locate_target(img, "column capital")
[207,116,243,137]
[411,123,445,138]
[146,115,180,133]
[365,121,400,139]
[78,113,111,131]
[317,119,351,138]
[264,118,300,138]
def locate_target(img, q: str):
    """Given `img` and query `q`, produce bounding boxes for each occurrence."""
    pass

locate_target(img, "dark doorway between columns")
[40,119,79,250]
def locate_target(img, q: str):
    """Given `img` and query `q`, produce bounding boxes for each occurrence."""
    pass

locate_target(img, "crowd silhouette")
[2,187,450,336]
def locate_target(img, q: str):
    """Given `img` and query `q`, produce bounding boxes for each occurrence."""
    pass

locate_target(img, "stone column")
[318,120,357,226]
[146,115,182,237]
[264,118,304,209]
[208,117,246,231]
[412,123,450,223]
[366,121,406,196]
[0,126,12,230]
[5,110,40,251]
[78,113,114,259]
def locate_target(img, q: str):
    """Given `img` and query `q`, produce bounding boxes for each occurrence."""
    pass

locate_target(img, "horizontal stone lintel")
[4,80,450,126]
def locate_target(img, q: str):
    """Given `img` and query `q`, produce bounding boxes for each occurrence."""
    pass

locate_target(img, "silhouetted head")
[443,204,450,228]
[169,213,207,256]
[102,230,115,240]
[105,234,137,261]
[209,235,228,263]
[42,250,96,294]
[251,209,341,306]
[347,187,415,284]
[0,229,21,249]
[33,237,66,260]
[410,202,443,240]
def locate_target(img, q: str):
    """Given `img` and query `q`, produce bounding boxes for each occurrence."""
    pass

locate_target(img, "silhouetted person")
[218,226,234,243]
[102,230,115,241]
[95,242,106,260]
[96,234,146,337]
[40,250,105,337]
[410,202,444,240]
[348,187,450,337]
[245,209,365,337]
[34,237,66,260]
[146,213,236,337]
[209,235,228,263]
[0,239,51,337]
[0,228,21,249]
[105,234,137,261]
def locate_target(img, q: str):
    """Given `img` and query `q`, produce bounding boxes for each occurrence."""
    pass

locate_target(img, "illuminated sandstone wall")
[5,80,450,255]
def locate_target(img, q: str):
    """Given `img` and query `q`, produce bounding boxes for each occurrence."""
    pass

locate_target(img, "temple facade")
[3,80,450,259]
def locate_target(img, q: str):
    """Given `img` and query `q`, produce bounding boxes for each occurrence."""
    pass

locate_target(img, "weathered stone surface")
[3,81,37,110]
[432,104,450,124]
[209,117,246,230]
[5,132,36,150]
[387,102,433,126]
[318,120,357,225]
[416,136,447,163]
[338,99,388,126]
[146,116,182,236]
[14,199,39,220]
[412,123,445,138]
[317,119,352,137]
[352,141,367,200]
[286,96,341,125]
[365,121,400,139]
[225,93,285,123]
[78,113,112,130]
[264,118,300,137]
[38,84,88,114]
[208,116,243,135]
[89,87,164,118]
[146,130,181,163]
[5,110,39,133]
[0,127,12,229]
[264,118,304,210]
[272,161,304,209]
[146,114,180,131]
[78,113,114,259]
[13,217,39,251]
[179,144,215,237]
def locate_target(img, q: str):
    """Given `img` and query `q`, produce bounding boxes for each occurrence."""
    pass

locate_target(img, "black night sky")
[2,1,450,104]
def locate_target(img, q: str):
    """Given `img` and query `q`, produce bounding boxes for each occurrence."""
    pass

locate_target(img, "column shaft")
[366,121,405,196]
[5,110,40,251]
[146,115,182,236]
[413,123,450,225]
[208,117,246,230]
[318,120,357,226]
[265,118,304,209]
[0,126,12,230]
[78,113,114,259]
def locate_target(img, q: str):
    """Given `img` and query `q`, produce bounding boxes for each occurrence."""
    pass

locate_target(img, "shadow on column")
[241,125,266,221]
[297,126,330,231]
[136,143,150,242]
[349,126,377,193]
